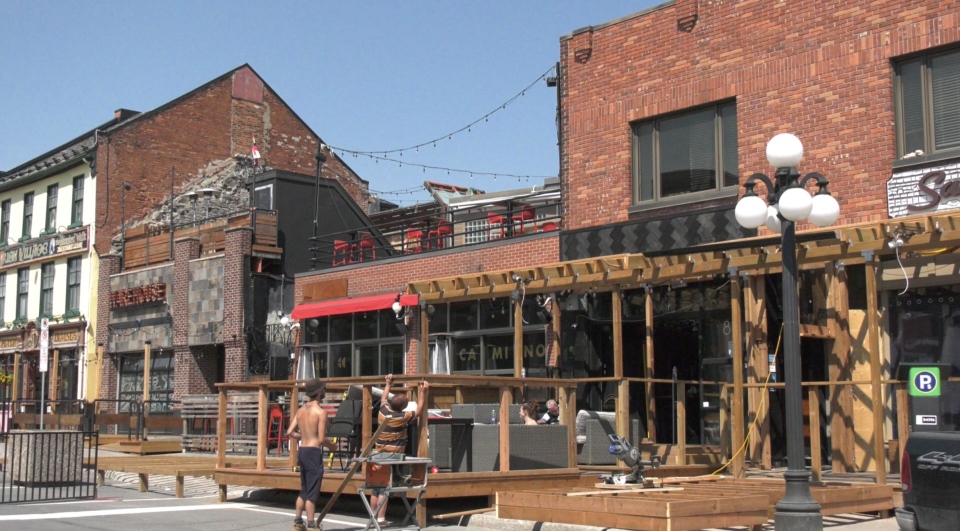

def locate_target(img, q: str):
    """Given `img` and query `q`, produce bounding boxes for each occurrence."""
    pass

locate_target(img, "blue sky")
[1,1,660,205]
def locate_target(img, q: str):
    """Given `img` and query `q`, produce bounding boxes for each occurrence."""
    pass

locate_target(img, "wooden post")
[644,286,656,442]
[13,351,21,402]
[720,385,730,460]
[217,387,227,469]
[362,385,373,450]
[551,293,561,373]
[419,305,430,374]
[289,384,300,469]
[863,252,887,485]
[514,296,523,378]
[142,342,151,439]
[256,384,268,472]
[896,383,910,459]
[730,270,745,478]
[559,385,577,468]
[746,274,771,469]
[612,289,629,447]
[828,263,855,473]
[454,386,464,405]
[676,382,686,465]
[809,388,822,482]
[499,386,511,472]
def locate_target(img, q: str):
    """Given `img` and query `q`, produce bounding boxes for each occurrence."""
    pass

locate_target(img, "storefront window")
[328,344,352,378]
[354,311,378,340]
[117,351,174,412]
[329,314,352,342]
[482,334,514,373]
[479,298,510,328]
[451,336,482,372]
[450,300,480,331]
[428,303,448,334]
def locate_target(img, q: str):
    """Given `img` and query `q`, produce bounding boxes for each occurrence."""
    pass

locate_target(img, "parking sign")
[39,318,49,373]
[908,366,940,397]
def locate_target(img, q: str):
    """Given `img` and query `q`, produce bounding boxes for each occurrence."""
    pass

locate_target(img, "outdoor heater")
[734,133,840,531]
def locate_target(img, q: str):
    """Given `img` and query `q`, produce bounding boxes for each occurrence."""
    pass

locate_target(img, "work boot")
[292,518,307,531]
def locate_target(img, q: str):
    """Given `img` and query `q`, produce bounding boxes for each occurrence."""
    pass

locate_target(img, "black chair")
[327,399,363,469]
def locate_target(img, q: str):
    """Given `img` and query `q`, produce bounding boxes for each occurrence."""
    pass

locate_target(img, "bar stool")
[358,233,376,261]
[406,228,424,253]
[487,212,506,239]
[511,205,536,234]
[266,404,289,456]
[333,239,355,266]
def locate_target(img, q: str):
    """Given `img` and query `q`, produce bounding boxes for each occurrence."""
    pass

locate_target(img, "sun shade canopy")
[291,293,419,320]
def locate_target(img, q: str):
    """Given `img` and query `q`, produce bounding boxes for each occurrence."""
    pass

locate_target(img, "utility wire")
[329,66,556,157]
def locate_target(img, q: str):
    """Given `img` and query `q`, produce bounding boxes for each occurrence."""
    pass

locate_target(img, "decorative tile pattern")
[189,257,224,345]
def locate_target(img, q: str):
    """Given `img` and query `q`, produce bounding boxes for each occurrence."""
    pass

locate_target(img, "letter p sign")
[909,367,940,397]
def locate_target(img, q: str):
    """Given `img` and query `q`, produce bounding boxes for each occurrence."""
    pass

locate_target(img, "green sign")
[908,367,941,397]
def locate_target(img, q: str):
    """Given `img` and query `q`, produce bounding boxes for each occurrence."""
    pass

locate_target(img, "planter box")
[5,430,84,486]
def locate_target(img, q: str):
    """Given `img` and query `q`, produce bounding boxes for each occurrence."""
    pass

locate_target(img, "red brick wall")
[96,254,121,403]
[560,1,960,231]
[223,227,252,383]
[93,66,368,255]
[172,237,201,401]
[294,236,559,374]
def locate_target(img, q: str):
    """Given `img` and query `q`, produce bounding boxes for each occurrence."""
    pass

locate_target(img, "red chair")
[332,239,355,266]
[487,212,506,239]
[511,205,537,234]
[427,220,453,249]
[406,228,424,253]
[358,233,376,261]
[540,221,559,232]
[266,404,290,456]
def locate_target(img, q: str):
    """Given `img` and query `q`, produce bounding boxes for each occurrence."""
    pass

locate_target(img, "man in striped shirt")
[368,374,428,525]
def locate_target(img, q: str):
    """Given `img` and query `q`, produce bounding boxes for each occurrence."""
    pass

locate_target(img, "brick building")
[1,64,370,411]
[293,0,960,471]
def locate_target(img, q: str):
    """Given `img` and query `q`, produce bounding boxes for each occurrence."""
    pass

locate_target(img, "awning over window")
[291,293,419,320]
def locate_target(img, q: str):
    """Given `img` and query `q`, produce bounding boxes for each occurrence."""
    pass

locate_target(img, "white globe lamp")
[778,187,814,222]
[809,193,841,227]
[735,195,768,229]
[766,204,782,234]
[766,133,804,168]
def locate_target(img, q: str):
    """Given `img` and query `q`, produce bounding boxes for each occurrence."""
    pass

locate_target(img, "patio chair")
[487,212,506,239]
[427,220,453,249]
[332,239,355,266]
[326,399,363,469]
[511,205,537,234]
[358,233,376,261]
[406,228,424,253]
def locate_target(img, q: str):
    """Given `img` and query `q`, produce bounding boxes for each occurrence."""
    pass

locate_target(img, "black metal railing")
[0,429,98,504]
[309,195,563,269]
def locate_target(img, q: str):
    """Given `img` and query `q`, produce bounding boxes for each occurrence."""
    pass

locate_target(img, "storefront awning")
[291,293,419,320]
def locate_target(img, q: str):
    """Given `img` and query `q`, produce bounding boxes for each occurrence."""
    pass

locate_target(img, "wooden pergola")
[407,211,960,480]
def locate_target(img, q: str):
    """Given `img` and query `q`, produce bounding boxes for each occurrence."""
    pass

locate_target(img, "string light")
[329,65,556,157]
[344,152,555,182]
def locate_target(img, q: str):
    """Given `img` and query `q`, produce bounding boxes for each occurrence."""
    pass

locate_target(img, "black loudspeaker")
[395,322,408,335]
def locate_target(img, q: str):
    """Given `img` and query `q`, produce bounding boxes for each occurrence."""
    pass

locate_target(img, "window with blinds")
[895,46,960,157]
[40,262,54,317]
[631,101,738,205]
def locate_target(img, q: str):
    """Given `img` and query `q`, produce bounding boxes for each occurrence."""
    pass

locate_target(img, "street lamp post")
[734,133,840,531]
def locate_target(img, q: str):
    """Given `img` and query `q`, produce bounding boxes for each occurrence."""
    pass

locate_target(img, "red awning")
[291,293,419,320]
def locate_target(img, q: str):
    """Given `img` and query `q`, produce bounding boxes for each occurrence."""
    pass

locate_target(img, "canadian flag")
[251,136,261,162]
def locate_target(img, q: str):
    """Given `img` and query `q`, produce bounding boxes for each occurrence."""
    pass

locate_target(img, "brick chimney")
[114,108,140,121]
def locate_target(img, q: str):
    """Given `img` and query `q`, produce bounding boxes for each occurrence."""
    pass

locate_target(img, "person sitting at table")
[368,374,429,526]
[537,399,560,425]
[520,402,539,426]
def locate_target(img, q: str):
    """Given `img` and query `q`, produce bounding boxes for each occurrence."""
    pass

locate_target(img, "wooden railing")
[122,209,278,269]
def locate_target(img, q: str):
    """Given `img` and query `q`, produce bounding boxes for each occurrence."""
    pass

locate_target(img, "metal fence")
[0,428,98,504]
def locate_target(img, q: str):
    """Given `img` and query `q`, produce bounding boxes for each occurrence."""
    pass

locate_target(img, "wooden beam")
[362,385,373,451]
[644,286,656,442]
[863,252,887,485]
[257,385,268,472]
[828,263,855,473]
[559,386,577,468]
[289,384,300,469]
[217,388,227,470]
[499,386,511,472]
[50,349,60,409]
[896,383,910,459]
[809,388,822,482]
[746,275,771,469]
[143,342,152,439]
[514,296,523,378]
[730,272,745,478]
[676,382,686,464]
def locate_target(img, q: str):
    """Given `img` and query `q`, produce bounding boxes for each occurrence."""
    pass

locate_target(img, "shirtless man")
[287,379,335,531]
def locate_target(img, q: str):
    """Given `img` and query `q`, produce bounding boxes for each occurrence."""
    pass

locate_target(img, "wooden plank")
[301,279,348,303]
[315,420,389,523]
[809,388,822,482]
[256,385,268,471]
[499,386,511,472]
[645,287,656,442]
[730,272,745,477]
[676,382,686,463]
[863,253,887,485]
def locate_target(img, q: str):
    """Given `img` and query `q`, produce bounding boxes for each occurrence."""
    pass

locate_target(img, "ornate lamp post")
[734,133,840,531]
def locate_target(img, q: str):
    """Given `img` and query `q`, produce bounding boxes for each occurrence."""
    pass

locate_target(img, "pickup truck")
[896,431,960,531]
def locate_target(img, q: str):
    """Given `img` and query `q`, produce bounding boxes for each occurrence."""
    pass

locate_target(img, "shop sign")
[51,329,82,347]
[0,335,20,351]
[887,162,960,218]
[0,226,89,269]
[110,283,168,309]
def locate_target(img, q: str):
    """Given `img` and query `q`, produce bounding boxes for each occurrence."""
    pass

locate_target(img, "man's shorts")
[298,447,325,502]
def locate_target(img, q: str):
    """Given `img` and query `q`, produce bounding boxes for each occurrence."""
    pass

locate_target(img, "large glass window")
[45,184,58,232]
[632,101,738,205]
[300,311,403,378]
[66,257,82,313]
[895,47,960,157]
[40,262,54,317]
[71,176,84,226]
[22,192,33,238]
[0,200,9,244]
[118,351,175,412]
[15,267,28,321]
